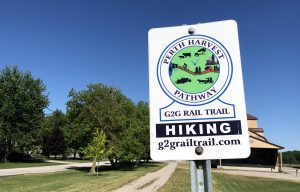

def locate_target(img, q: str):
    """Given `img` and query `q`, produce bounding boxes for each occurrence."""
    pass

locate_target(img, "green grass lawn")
[48,158,91,163]
[0,162,165,192]
[158,161,300,192]
[158,161,191,192]
[284,164,300,169]
[0,162,63,169]
[213,173,300,192]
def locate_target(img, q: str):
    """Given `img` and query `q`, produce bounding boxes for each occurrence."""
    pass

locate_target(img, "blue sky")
[0,0,299,151]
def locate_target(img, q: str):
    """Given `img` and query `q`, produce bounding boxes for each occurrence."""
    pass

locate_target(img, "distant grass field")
[0,162,165,192]
[158,161,300,192]
[0,162,62,169]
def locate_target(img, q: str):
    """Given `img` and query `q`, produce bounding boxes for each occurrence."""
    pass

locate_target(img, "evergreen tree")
[41,110,67,158]
[44,127,66,159]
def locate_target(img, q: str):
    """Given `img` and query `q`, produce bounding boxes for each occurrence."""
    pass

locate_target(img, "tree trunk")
[3,152,7,162]
[96,161,99,176]
[73,151,76,160]
[3,142,8,162]
[89,159,97,175]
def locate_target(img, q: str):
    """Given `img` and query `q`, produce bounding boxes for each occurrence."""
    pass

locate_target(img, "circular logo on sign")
[157,35,232,105]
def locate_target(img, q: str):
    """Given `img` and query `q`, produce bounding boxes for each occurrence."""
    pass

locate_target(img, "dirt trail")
[114,161,177,192]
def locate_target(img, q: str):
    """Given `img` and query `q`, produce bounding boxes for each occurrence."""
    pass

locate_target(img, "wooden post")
[279,151,283,172]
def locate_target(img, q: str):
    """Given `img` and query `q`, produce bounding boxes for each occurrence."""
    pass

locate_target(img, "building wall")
[218,114,284,169]
[247,119,257,128]
[220,148,278,168]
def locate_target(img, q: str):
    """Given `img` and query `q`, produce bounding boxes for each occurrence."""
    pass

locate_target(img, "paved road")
[114,161,177,192]
[214,166,300,183]
[0,161,109,177]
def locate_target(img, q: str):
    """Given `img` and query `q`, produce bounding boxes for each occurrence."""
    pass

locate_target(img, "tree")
[65,83,151,166]
[41,109,67,158]
[66,83,135,165]
[0,65,49,161]
[118,101,150,165]
[283,150,300,164]
[118,122,144,164]
[44,127,67,159]
[83,129,110,176]
[135,101,150,162]
[65,88,93,159]
[294,151,300,163]
[46,109,67,128]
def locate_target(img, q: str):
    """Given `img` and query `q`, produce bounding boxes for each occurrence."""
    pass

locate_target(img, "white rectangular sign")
[148,20,250,160]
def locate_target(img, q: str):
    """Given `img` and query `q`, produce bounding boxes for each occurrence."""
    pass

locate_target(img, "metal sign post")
[202,160,213,192]
[190,160,212,192]
[190,160,198,192]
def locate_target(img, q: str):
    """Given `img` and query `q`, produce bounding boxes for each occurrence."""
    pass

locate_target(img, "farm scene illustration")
[169,46,220,94]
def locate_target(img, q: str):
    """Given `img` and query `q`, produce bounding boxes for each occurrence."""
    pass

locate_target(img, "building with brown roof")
[217,114,284,170]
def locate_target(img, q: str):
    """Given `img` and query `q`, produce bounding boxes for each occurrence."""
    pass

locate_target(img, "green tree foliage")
[0,65,49,161]
[135,101,150,161]
[294,151,300,163]
[66,84,134,163]
[118,101,150,164]
[41,109,67,157]
[46,109,67,128]
[83,129,110,176]
[283,150,300,164]
[66,83,150,166]
[65,88,94,159]
[44,127,67,159]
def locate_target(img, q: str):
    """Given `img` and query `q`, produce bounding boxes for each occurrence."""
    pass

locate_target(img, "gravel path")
[114,161,178,192]
[214,167,300,183]
[0,161,109,177]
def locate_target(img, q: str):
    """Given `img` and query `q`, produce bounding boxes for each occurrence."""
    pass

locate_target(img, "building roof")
[249,130,267,141]
[249,135,284,149]
[249,128,264,133]
[247,114,284,150]
[247,114,258,120]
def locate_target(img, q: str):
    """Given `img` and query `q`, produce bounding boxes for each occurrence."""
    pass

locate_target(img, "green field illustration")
[169,46,220,94]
